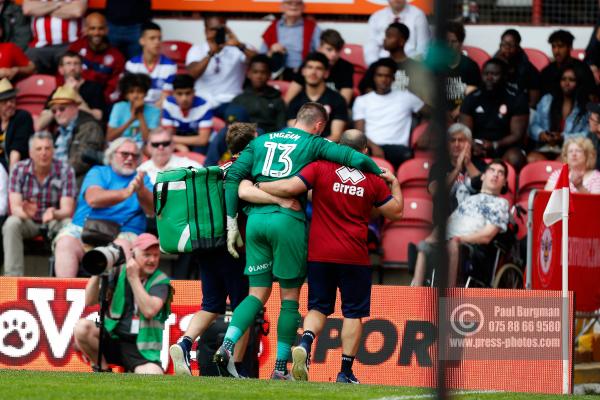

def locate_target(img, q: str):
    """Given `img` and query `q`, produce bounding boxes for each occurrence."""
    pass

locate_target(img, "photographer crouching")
[73,233,172,374]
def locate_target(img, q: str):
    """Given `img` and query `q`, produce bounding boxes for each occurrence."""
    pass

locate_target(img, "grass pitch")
[0,370,594,400]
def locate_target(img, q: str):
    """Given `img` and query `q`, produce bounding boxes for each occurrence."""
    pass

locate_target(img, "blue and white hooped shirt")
[125,54,177,104]
[161,95,214,135]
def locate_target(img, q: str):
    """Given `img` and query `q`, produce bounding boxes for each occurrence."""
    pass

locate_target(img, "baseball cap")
[587,102,600,115]
[133,233,160,250]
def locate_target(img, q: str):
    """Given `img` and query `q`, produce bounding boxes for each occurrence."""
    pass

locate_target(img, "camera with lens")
[82,243,126,276]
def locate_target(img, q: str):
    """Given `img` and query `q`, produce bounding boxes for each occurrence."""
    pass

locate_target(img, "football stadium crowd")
[2,0,600,383]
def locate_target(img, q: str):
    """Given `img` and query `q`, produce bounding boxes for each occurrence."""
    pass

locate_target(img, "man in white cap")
[73,232,172,374]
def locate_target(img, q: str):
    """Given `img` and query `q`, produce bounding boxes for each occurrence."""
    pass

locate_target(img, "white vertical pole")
[561,187,569,394]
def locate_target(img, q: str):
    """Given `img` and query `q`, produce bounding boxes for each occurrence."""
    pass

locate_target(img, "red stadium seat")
[517,160,562,204]
[410,122,433,159]
[396,158,432,199]
[340,44,367,73]
[571,48,586,61]
[161,40,192,73]
[268,80,291,98]
[523,48,550,71]
[371,156,394,174]
[462,45,491,70]
[15,74,56,116]
[212,116,225,133]
[175,151,206,166]
[381,197,433,266]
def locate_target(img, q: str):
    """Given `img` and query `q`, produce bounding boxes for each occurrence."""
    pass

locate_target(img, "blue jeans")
[107,23,142,60]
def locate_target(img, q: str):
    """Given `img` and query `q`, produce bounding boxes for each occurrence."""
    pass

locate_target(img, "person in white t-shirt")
[138,127,201,184]
[185,14,257,120]
[353,58,429,169]
[364,0,430,65]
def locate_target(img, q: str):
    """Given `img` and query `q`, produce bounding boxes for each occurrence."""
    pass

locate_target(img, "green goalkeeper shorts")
[245,212,307,281]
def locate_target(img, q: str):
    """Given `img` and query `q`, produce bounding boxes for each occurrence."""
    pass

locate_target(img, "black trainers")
[213,346,239,378]
[291,346,309,381]
[336,371,360,384]
[169,342,192,376]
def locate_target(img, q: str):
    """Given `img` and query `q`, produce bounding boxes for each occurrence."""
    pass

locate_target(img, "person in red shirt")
[247,129,403,384]
[0,24,34,80]
[68,12,125,103]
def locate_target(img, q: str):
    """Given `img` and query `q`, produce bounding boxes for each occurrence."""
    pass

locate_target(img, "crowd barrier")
[529,191,600,312]
[81,0,433,15]
[0,277,572,394]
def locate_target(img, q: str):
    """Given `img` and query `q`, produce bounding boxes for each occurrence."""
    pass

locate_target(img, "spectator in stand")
[359,23,432,105]
[545,136,600,194]
[161,74,213,154]
[0,79,33,171]
[53,137,154,277]
[353,58,428,170]
[0,24,34,81]
[125,22,176,106]
[105,0,150,60]
[138,128,201,184]
[445,21,480,122]
[541,30,596,98]
[287,52,348,142]
[69,12,125,103]
[23,0,86,74]
[38,51,106,131]
[528,66,590,162]
[107,73,160,146]
[494,29,541,109]
[0,161,6,261]
[3,131,76,276]
[231,55,286,133]
[428,123,486,212]
[364,0,430,65]
[0,0,32,51]
[186,14,256,119]
[261,0,320,81]
[460,58,529,171]
[411,160,510,287]
[284,29,354,106]
[586,103,600,169]
[48,85,104,185]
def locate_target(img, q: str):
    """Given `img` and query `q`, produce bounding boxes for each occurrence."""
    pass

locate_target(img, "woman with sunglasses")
[107,73,160,146]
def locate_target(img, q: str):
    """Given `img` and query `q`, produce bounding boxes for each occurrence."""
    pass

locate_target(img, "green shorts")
[249,271,305,289]
[245,212,307,282]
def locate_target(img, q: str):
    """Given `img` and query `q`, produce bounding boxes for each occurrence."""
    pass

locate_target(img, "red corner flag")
[543,164,573,226]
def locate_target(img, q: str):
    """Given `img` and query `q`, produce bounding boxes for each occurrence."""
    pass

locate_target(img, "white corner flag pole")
[561,187,569,394]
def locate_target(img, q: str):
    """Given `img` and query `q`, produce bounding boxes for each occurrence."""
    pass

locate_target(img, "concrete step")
[575,362,600,384]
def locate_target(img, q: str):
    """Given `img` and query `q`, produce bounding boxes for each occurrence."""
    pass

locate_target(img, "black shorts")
[199,248,249,314]
[307,261,372,319]
[101,332,161,372]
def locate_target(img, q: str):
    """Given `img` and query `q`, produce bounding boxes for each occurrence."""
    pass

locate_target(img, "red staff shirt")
[299,160,392,266]
[0,43,30,68]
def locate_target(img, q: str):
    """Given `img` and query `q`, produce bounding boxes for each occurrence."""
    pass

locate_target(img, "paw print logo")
[0,310,40,358]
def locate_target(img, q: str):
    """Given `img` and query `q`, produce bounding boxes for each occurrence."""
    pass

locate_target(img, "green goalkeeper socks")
[224,295,263,347]
[275,300,301,372]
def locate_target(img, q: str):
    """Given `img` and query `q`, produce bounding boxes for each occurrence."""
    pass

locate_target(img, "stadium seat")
[571,48,586,61]
[381,197,433,267]
[523,48,550,71]
[176,151,206,166]
[462,45,491,70]
[396,158,432,199]
[161,40,192,74]
[268,80,291,98]
[517,160,562,204]
[410,122,432,159]
[212,116,225,133]
[15,74,56,116]
[340,44,367,73]
[502,161,517,206]
[371,156,394,174]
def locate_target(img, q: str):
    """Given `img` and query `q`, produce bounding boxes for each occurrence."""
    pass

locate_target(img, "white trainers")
[291,346,309,381]
[169,342,192,376]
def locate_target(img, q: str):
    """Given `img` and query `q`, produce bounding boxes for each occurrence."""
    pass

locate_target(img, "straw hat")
[0,78,17,101]
[48,85,81,106]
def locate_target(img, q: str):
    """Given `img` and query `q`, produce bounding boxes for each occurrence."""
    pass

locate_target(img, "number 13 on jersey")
[261,141,297,178]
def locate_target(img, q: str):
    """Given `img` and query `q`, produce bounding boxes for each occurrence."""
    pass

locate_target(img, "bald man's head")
[340,129,368,153]
[85,12,108,50]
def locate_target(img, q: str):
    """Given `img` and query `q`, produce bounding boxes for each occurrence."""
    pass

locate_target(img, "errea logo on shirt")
[334,166,365,197]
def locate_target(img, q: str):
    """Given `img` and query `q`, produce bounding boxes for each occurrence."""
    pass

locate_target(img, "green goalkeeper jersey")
[225,127,383,220]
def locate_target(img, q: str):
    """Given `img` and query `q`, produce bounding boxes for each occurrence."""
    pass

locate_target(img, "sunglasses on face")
[150,140,172,148]
[117,151,138,159]
[51,106,67,114]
